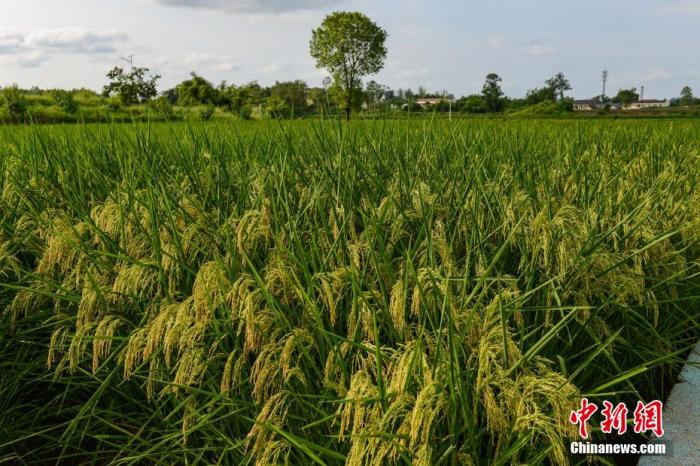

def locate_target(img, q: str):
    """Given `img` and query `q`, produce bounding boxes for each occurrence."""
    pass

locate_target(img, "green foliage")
[546,71,572,100]
[526,86,556,105]
[149,95,175,118]
[482,73,504,112]
[239,104,253,120]
[265,95,288,118]
[177,73,219,106]
[224,82,266,114]
[51,89,78,114]
[103,66,160,105]
[1,85,28,117]
[365,80,387,105]
[680,86,696,106]
[200,103,215,120]
[458,94,487,113]
[612,88,640,105]
[558,96,574,111]
[106,95,122,111]
[310,11,388,119]
[307,86,331,115]
[73,89,103,108]
[268,80,308,117]
[328,80,364,115]
[509,100,572,116]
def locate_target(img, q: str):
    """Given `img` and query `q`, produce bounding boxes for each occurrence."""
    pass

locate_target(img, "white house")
[414,97,453,108]
[623,99,670,110]
[572,100,621,111]
[573,99,597,111]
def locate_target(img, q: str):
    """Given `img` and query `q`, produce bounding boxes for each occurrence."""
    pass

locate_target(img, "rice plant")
[1,118,698,465]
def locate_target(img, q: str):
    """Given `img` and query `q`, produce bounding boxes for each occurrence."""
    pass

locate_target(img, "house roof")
[634,99,667,103]
[414,97,453,102]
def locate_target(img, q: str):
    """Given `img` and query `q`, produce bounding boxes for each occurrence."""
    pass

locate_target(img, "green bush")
[200,104,215,120]
[1,85,28,117]
[149,96,174,118]
[106,96,122,111]
[51,90,78,114]
[239,104,253,120]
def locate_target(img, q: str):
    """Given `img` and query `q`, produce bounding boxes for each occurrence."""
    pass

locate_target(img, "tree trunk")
[345,84,352,121]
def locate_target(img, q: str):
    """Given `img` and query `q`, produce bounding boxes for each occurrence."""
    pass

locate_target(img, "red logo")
[569,398,598,439]
[601,401,628,435]
[633,400,664,437]
[569,399,664,438]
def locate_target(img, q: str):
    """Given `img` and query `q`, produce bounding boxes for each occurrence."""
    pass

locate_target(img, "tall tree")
[310,11,388,120]
[365,80,388,111]
[103,66,160,105]
[680,86,695,106]
[545,72,572,100]
[482,73,504,112]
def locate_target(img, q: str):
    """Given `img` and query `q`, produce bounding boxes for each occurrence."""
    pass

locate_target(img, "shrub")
[239,104,253,120]
[51,90,78,114]
[200,104,215,120]
[1,85,28,117]
[149,96,174,118]
[106,96,122,111]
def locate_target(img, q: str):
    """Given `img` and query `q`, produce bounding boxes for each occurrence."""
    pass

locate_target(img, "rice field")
[1,119,699,465]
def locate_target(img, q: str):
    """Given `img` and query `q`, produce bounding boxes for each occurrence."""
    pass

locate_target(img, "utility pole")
[119,54,134,68]
[602,70,608,100]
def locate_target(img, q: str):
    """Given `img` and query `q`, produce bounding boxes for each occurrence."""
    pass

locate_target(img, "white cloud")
[183,53,241,72]
[0,28,127,57]
[24,29,127,54]
[0,50,46,68]
[0,32,25,53]
[527,44,555,56]
[154,0,341,13]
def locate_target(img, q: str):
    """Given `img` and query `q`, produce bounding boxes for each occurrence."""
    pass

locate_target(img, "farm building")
[414,97,453,107]
[623,99,670,110]
[573,100,621,112]
[573,99,597,111]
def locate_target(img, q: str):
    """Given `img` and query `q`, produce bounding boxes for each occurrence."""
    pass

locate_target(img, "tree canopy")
[680,86,695,106]
[612,88,640,105]
[546,72,572,100]
[176,73,218,106]
[102,66,160,105]
[310,11,387,120]
[482,73,504,112]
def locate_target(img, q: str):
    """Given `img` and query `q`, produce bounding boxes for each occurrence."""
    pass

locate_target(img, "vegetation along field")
[1,118,699,465]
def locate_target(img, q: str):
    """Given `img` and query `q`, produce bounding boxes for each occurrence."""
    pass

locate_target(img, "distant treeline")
[1,68,698,124]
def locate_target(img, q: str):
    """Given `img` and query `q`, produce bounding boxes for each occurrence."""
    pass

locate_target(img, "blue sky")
[1,0,698,99]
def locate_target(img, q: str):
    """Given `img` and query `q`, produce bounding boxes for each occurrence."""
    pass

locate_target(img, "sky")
[1,0,699,99]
